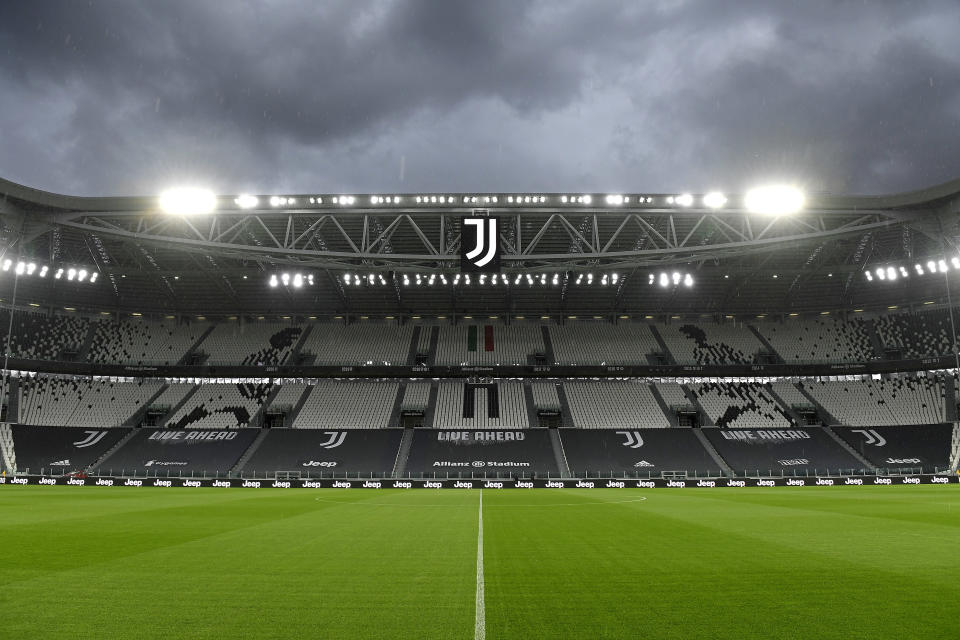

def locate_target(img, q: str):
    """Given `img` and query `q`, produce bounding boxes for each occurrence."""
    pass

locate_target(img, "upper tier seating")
[435,324,543,365]
[166,383,273,428]
[658,322,762,365]
[757,317,875,363]
[401,382,431,411]
[18,376,163,427]
[550,322,660,364]
[87,318,208,365]
[690,382,793,428]
[769,381,812,408]
[201,322,302,366]
[300,323,413,365]
[432,381,528,428]
[530,382,561,411]
[269,383,308,410]
[873,309,955,358]
[292,381,399,429]
[563,381,670,428]
[0,310,89,360]
[799,376,945,426]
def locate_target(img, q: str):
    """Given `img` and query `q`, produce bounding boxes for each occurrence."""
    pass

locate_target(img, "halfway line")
[475,489,485,640]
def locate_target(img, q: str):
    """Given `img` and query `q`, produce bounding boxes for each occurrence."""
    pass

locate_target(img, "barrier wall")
[239,429,403,476]
[11,425,131,473]
[559,428,722,476]
[96,428,260,474]
[404,429,559,477]
[2,475,955,489]
[703,427,864,474]
[832,424,953,472]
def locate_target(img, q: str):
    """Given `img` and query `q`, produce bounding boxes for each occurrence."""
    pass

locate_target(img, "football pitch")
[2,486,958,639]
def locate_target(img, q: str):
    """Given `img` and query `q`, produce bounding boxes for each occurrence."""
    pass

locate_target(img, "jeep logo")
[605,481,625,488]
[211,480,231,488]
[332,481,352,488]
[272,481,291,488]
[182,480,201,487]
[575,481,595,488]
[124,479,143,487]
[392,481,412,489]
[483,482,503,489]
[453,481,474,489]
[545,481,565,488]
[361,481,381,489]
[152,480,172,487]
[242,481,262,488]
[516,481,534,488]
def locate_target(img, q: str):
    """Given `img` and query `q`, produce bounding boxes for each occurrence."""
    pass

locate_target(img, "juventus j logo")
[616,431,644,448]
[318,431,346,449]
[461,217,500,272]
[851,429,887,447]
[73,430,108,449]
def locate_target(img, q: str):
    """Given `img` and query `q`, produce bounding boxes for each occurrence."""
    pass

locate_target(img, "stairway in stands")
[178,324,216,365]
[950,424,960,471]
[795,383,840,425]
[88,429,138,474]
[680,385,714,426]
[5,377,20,424]
[392,429,415,477]
[692,429,733,477]
[124,384,169,427]
[822,426,877,473]
[77,322,99,361]
[230,429,271,476]
[0,422,17,472]
[548,429,571,477]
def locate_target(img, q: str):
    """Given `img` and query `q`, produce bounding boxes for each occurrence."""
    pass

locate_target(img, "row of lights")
[648,272,695,288]
[1,260,99,283]
[317,272,637,288]
[267,272,316,288]
[865,257,960,282]
[166,185,804,216]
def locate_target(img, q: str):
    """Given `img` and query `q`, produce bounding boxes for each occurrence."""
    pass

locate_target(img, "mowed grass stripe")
[0,488,478,639]
[482,487,960,639]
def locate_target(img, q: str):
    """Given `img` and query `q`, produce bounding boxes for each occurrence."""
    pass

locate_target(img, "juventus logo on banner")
[461,216,500,272]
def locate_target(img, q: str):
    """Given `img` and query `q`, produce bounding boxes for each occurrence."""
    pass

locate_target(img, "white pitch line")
[475,489,485,640]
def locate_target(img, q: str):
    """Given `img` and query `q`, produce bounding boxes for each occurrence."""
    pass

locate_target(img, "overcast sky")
[1,0,958,197]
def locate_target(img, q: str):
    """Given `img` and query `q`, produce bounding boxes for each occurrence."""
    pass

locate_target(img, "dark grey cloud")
[0,0,958,196]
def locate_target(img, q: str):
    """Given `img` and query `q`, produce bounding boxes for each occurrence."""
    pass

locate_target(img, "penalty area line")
[475,489,485,640]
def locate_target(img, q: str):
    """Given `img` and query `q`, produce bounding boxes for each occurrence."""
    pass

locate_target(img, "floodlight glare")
[78,269,88,282]
[659,273,669,287]
[293,274,303,288]
[159,187,217,215]
[15,262,24,275]
[235,194,259,209]
[269,275,278,287]
[684,273,694,287]
[703,192,727,209]
[67,268,77,281]
[915,264,924,275]
[674,193,694,207]
[26,263,36,275]
[744,185,805,215]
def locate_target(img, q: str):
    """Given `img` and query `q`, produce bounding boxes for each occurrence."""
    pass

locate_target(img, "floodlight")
[675,193,694,207]
[78,269,88,282]
[582,195,592,204]
[293,274,303,288]
[1,259,10,271]
[865,271,873,281]
[703,192,727,209]
[876,268,885,280]
[649,273,655,285]
[26,263,36,275]
[684,273,694,287]
[886,267,896,281]
[916,264,924,275]
[67,268,76,280]
[269,275,278,287]
[659,273,669,287]
[159,187,217,215]
[235,194,259,209]
[307,274,314,285]
[561,196,568,203]
[611,273,619,284]
[927,260,936,273]
[39,265,48,277]
[15,262,24,275]
[899,266,908,278]
[605,194,624,205]
[55,268,63,279]
[281,273,290,286]
[953,257,960,270]
[89,272,98,283]
[672,272,681,285]
[939,259,948,273]
[343,274,351,283]
[744,185,804,215]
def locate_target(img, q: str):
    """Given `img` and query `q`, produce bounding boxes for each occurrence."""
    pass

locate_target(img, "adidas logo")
[50,459,70,466]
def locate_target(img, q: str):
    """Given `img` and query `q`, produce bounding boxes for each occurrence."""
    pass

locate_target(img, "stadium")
[1,174,959,637]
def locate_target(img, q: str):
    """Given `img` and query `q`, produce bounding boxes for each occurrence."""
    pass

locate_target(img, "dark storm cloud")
[0,0,958,196]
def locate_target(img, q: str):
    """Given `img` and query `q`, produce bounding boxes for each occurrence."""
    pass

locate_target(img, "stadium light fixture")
[674,193,694,207]
[703,192,727,209]
[234,194,259,209]
[15,262,24,275]
[744,185,805,215]
[159,187,217,215]
[605,194,624,206]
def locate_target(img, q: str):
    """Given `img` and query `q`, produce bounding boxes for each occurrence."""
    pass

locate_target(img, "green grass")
[1,486,959,639]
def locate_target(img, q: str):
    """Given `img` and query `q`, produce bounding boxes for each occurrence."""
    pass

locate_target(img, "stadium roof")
[1,175,959,317]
